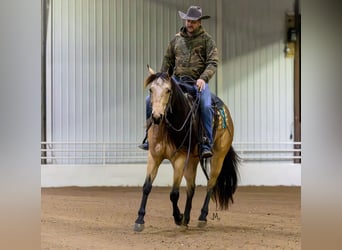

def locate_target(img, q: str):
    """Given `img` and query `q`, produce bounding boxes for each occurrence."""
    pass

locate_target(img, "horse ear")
[147,64,155,75]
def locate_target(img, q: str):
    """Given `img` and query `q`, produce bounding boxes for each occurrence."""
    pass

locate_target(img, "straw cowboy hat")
[178,6,210,20]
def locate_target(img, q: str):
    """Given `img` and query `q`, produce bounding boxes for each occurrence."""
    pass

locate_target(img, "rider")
[139,6,218,159]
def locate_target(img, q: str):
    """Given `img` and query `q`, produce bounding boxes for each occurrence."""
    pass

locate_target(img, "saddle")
[178,82,228,143]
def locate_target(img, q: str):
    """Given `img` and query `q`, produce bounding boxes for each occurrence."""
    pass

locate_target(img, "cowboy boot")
[201,136,212,158]
[138,132,149,150]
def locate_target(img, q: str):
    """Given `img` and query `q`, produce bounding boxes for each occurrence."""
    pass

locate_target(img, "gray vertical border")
[302,0,342,249]
[0,0,41,249]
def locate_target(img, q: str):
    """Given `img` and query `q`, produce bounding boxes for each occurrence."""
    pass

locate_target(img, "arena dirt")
[41,186,301,249]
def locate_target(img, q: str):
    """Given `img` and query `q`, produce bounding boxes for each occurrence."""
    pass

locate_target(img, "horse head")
[144,65,172,125]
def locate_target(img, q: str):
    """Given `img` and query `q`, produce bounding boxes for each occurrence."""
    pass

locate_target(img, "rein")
[165,75,199,132]
[165,93,199,132]
[165,88,201,164]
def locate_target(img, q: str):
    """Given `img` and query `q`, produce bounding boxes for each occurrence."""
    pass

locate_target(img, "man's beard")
[186,26,198,35]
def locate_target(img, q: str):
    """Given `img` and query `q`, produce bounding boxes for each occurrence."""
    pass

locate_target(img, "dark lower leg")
[183,185,195,226]
[135,177,152,225]
[198,189,213,222]
[170,188,182,225]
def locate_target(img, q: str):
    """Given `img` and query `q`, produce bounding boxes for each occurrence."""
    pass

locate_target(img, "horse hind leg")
[198,146,239,227]
[198,189,212,228]
[198,156,225,228]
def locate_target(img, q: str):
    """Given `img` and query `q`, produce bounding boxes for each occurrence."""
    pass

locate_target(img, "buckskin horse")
[134,66,239,232]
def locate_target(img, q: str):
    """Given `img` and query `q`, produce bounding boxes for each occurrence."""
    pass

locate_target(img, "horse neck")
[168,90,191,124]
[165,90,199,150]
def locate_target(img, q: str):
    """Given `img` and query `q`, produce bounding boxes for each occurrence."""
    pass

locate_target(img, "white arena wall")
[41,162,301,187]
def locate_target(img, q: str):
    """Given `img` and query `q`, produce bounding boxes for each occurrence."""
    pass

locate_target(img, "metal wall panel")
[219,0,295,156]
[46,0,218,163]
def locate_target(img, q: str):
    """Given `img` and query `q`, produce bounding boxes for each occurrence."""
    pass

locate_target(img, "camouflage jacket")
[160,26,219,83]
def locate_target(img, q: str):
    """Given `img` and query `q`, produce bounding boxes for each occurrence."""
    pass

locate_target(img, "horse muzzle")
[152,113,163,124]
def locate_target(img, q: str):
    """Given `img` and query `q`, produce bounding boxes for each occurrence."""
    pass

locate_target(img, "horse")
[134,66,239,232]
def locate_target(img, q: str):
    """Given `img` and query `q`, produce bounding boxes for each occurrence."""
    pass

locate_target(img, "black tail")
[212,146,240,210]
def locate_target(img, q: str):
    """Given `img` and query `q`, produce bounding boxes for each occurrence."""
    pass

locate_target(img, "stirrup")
[201,148,212,158]
[138,141,149,150]
[200,136,212,158]
[138,132,149,150]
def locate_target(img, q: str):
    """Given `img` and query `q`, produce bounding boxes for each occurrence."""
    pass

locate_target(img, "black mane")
[166,76,200,151]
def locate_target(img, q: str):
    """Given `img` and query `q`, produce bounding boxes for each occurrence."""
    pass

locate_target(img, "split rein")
[165,92,200,132]
[164,80,201,163]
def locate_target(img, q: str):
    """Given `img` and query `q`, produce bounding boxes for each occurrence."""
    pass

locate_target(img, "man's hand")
[196,79,206,92]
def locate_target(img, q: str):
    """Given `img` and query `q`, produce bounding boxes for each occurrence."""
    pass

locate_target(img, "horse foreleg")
[134,176,152,232]
[170,188,183,225]
[182,160,198,227]
[183,184,195,226]
[134,156,161,232]
[170,157,186,226]
[170,184,195,227]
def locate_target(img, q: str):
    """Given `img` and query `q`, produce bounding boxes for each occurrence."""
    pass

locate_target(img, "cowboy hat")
[178,6,210,20]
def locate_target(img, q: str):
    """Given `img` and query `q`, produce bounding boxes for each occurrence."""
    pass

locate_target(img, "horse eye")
[166,88,171,94]
[149,88,153,93]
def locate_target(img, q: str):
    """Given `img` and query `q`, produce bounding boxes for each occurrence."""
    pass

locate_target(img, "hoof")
[198,220,207,228]
[134,223,145,232]
[174,214,184,226]
[178,224,188,231]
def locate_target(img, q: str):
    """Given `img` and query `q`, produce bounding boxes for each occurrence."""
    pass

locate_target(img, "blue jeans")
[145,76,213,149]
